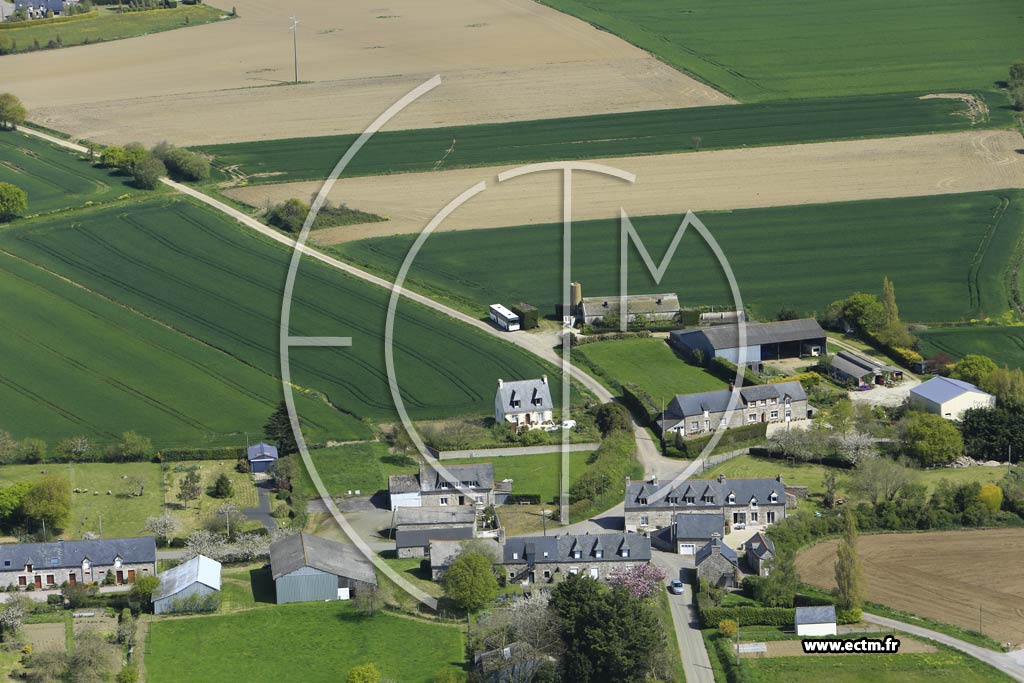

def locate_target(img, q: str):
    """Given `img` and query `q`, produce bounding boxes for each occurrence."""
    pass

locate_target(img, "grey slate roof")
[246,442,279,462]
[581,293,680,318]
[911,376,990,405]
[694,538,737,567]
[662,382,806,423]
[795,605,837,626]
[830,350,900,380]
[625,476,785,511]
[0,537,156,572]
[394,506,477,527]
[743,532,775,560]
[673,513,725,541]
[152,554,221,602]
[430,538,501,569]
[500,533,651,565]
[496,378,553,414]
[15,0,64,11]
[388,474,420,494]
[418,461,494,492]
[395,526,474,550]
[672,318,825,351]
[269,533,376,586]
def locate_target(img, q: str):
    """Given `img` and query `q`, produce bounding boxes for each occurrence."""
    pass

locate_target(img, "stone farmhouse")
[742,532,775,576]
[499,533,651,586]
[658,381,809,437]
[388,461,505,510]
[625,474,789,533]
[578,292,681,326]
[695,538,739,588]
[495,377,554,429]
[670,318,826,368]
[910,376,995,420]
[0,537,156,589]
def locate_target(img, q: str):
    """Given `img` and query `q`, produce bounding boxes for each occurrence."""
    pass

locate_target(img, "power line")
[289,16,300,84]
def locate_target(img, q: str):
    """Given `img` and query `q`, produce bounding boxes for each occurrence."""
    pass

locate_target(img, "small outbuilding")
[742,532,775,577]
[672,514,725,556]
[270,533,377,604]
[795,605,837,636]
[694,538,738,588]
[910,376,995,421]
[152,554,222,615]
[246,442,279,473]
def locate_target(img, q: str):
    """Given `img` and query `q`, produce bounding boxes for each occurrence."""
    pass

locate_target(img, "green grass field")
[738,649,1009,683]
[0,197,562,443]
[0,5,226,53]
[0,130,139,216]
[298,442,591,505]
[538,0,1023,101]
[704,454,1008,497]
[337,191,1024,324]
[145,601,466,683]
[573,338,726,401]
[0,462,161,539]
[0,246,362,447]
[917,326,1024,369]
[198,93,1007,185]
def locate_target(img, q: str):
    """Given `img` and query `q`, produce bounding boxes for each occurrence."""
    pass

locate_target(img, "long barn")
[269,533,377,604]
[670,318,826,367]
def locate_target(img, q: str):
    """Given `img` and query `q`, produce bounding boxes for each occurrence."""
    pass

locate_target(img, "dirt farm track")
[223,129,1024,244]
[3,0,731,146]
[796,528,1024,645]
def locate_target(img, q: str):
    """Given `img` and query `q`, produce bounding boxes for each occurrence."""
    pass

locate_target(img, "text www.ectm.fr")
[801,636,901,654]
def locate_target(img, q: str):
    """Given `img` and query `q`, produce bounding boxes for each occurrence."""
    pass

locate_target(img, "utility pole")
[736,622,741,668]
[979,604,983,634]
[289,16,300,83]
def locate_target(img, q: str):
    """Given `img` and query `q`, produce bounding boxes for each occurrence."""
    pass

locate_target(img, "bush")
[621,383,660,428]
[132,155,166,190]
[699,605,795,628]
[837,608,862,624]
[267,198,309,232]
[718,618,738,637]
[167,593,218,614]
[664,422,767,458]
[591,402,632,436]
[509,303,538,330]
[0,182,28,221]
[706,356,762,386]
[569,430,635,503]
[211,472,233,499]
[156,145,211,181]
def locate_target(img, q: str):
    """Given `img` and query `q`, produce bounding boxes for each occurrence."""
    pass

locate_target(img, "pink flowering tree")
[607,563,667,600]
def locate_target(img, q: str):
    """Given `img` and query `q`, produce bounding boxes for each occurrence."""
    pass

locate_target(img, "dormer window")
[727,494,735,504]
[667,497,676,505]
[512,552,519,560]
[638,497,648,505]
[595,550,603,559]
[114,557,122,569]
[769,492,778,503]
[542,551,549,558]
[621,548,629,558]
[25,564,32,573]
[750,498,758,507]
[82,559,90,571]
[684,496,695,504]
[572,550,581,559]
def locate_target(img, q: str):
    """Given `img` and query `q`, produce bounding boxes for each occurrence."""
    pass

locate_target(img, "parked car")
[561,419,577,430]
[669,580,684,595]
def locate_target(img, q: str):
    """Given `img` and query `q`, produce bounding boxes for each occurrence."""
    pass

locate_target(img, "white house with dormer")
[495,377,554,428]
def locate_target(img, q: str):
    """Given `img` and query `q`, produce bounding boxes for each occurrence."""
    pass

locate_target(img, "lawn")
[218,561,275,612]
[738,647,1009,683]
[336,191,1024,324]
[917,326,1024,370]
[573,338,726,401]
[145,601,466,683]
[0,130,139,216]
[0,462,161,539]
[0,196,563,440]
[196,92,1007,185]
[537,0,1023,101]
[704,454,1009,497]
[0,245,361,447]
[297,442,592,506]
[163,460,261,537]
[0,5,227,54]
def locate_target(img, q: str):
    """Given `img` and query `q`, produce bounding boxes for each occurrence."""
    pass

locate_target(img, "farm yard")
[0,130,140,215]
[0,196,563,431]
[796,528,1024,644]
[0,4,227,54]
[538,0,1023,101]
[199,92,1007,185]
[4,0,726,146]
[335,191,1024,324]
[144,601,466,683]
[573,338,726,400]
[917,326,1024,370]
[0,462,162,539]
[231,130,1024,245]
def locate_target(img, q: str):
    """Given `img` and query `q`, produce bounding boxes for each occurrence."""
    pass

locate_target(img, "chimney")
[776,473,783,483]
[542,375,548,385]
[651,475,659,486]
[717,473,726,484]
[711,542,721,556]
[498,378,504,388]
[625,475,631,486]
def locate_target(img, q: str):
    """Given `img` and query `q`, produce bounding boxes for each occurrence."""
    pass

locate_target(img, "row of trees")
[0,431,154,465]
[1011,60,1024,112]
[0,93,29,222]
[822,277,917,355]
[98,140,210,189]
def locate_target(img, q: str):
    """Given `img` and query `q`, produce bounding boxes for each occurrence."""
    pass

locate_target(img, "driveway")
[651,551,715,683]
[848,378,920,408]
[242,483,278,532]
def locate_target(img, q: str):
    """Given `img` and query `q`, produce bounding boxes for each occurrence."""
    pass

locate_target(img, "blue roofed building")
[0,537,156,589]
[910,376,995,421]
[247,442,279,473]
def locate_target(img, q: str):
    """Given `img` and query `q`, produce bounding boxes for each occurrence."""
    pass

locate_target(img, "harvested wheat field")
[5,0,730,146]
[223,129,1024,244]
[795,528,1024,645]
